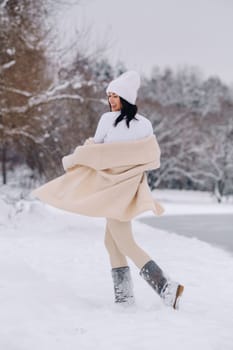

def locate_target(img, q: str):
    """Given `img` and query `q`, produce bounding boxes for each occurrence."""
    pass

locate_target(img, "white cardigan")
[94,111,154,143]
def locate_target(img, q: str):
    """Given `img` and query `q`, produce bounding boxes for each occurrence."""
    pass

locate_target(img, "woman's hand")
[62,154,75,172]
[83,137,94,145]
[62,137,94,172]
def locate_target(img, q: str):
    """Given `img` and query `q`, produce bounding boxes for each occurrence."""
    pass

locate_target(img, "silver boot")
[111,266,135,305]
[139,260,184,309]
[160,280,184,309]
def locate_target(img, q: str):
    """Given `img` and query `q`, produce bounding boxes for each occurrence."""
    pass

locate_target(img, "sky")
[55,0,233,85]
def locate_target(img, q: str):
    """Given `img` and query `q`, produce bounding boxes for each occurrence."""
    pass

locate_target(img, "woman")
[93,71,184,309]
[31,71,184,310]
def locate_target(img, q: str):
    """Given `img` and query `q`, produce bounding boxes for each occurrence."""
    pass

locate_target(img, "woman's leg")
[104,220,134,304]
[104,221,128,268]
[106,218,184,309]
[107,218,184,309]
[106,218,151,269]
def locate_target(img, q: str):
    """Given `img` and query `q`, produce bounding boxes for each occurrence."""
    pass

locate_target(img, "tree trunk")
[1,141,7,185]
[214,180,223,203]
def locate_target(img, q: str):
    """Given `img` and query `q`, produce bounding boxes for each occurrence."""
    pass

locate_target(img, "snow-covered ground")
[1,186,233,349]
[150,189,233,216]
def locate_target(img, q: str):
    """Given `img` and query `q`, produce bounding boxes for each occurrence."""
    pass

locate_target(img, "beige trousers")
[104,218,151,269]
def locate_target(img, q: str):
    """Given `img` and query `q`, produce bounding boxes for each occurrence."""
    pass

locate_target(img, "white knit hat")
[106,70,141,105]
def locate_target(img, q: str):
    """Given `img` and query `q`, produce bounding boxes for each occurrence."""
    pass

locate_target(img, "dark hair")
[109,97,138,128]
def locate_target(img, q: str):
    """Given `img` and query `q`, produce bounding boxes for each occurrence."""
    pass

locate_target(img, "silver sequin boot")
[111,266,135,305]
[139,260,184,309]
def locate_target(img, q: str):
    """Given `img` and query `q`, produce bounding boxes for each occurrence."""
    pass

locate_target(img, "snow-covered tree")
[0,0,108,184]
[139,66,233,198]
[0,0,52,184]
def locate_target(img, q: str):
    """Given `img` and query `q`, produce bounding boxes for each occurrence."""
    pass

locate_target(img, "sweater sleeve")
[93,113,109,143]
[148,119,154,136]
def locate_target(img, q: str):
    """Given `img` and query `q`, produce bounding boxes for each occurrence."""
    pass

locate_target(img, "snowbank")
[150,189,233,216]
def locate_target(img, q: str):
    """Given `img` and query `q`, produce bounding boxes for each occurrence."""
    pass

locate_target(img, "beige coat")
[31,135,164,221]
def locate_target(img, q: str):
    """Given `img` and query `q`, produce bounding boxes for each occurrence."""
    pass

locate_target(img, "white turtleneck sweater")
[93,111,154,144]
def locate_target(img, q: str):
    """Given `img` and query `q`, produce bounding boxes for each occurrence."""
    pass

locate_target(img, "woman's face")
[107,92,122,111]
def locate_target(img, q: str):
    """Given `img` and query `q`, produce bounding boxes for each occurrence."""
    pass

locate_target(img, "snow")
[150,189,233,216]
[0,60,16,73]
[1,187,233,349]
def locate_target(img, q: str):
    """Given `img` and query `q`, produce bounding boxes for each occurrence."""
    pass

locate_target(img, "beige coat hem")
[31,135,165,221]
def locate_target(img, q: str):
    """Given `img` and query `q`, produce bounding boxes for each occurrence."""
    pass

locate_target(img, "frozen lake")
[138,214,233,255]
